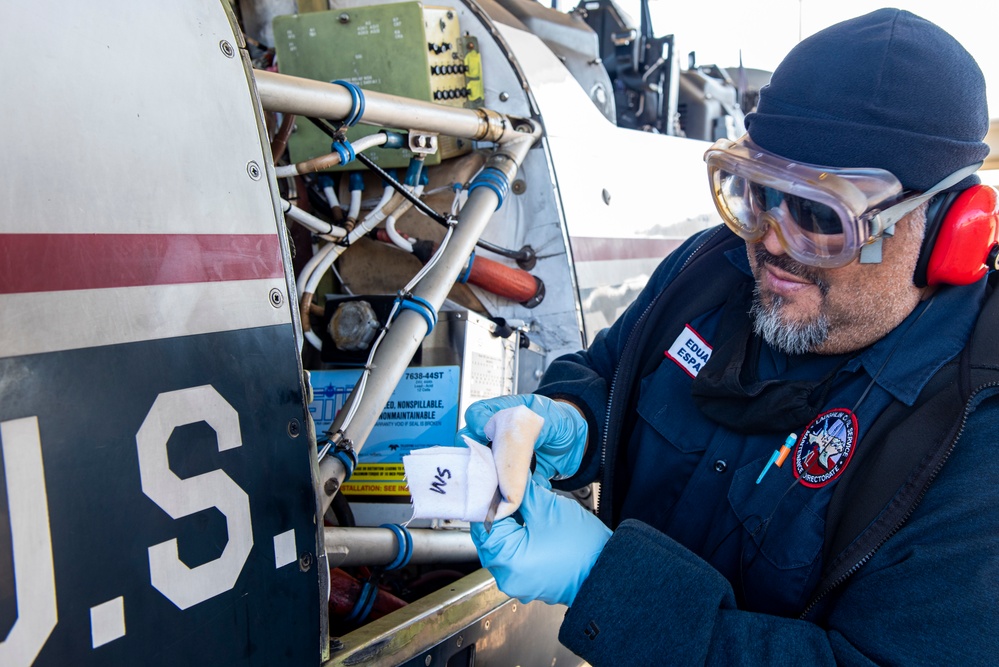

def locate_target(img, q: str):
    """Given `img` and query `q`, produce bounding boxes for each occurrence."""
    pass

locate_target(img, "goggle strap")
[871,161,984,235]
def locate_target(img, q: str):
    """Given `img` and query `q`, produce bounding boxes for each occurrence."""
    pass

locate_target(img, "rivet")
[324,478,340,496]
[714,460,728,473]
[499,92,510,102]
[338,12,350,23]
[511,179,527,195]
[602,189,611,205]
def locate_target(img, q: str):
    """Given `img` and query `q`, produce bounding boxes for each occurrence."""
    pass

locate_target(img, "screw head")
[219,40,235,58]
[338,12,350,23]
[247,161,262,181]
[269,288,284,308]
[456,635,463,648]
[299,552,313,571]
[424,655,432,666]
[483,619,491,630]
[324,478,340,496]
[602,188,611,205]
[499,92,510,102]
[287,419,301,438]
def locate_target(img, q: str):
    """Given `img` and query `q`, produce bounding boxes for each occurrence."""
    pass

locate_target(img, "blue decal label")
[309,366,460,496]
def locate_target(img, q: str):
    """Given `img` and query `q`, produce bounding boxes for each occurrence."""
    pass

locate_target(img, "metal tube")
[254,69,520,143]
[325,527,478,568]
[316,129,539,513]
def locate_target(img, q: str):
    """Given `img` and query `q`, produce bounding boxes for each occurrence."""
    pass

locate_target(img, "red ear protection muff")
[914,185,999,287]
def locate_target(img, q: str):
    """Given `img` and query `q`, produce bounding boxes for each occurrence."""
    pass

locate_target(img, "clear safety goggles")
[703,135,981,268]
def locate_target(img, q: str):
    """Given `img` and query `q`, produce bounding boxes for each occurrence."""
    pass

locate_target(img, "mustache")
[753,244,829,292]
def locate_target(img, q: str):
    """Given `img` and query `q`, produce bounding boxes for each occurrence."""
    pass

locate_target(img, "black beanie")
[745,8,989,192]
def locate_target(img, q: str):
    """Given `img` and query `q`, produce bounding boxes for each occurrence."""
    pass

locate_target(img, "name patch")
[666,325,712,378]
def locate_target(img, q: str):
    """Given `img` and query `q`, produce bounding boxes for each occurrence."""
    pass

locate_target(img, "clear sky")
[619,0,999,117]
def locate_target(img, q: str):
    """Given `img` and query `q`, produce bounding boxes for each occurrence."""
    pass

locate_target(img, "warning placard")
[341,463,411,496]
[309,367,460,496]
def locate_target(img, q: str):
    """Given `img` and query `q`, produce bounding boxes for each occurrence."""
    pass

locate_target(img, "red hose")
[465,254,544,307]
[329,568,407,621]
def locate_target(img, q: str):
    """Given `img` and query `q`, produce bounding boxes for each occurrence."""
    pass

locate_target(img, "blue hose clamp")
[332,79,365,127]
[468,167,510,210]
[380,523,414,571]
[331,139,356,166]
[344,580,379,623]
[395,294,437,334]
[331,437,358,482]
[458,251,475,284]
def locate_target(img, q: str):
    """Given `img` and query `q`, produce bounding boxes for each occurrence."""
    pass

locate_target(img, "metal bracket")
[408,132,439,155]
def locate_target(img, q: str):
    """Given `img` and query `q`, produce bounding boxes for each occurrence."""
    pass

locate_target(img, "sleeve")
[534,227,723,486]
[559,393,999,666]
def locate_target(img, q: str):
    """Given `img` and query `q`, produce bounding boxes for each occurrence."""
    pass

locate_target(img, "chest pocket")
[621,361,715,528]
[726,457,826,613]
[635,359,713,454]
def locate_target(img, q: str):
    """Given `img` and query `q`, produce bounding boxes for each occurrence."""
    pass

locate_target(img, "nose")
[759,217,787,256]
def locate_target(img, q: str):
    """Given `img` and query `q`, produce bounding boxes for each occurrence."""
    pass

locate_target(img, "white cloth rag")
[403,404,544,522]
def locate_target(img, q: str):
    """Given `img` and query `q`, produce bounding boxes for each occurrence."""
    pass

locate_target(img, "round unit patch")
[794,409,858,488]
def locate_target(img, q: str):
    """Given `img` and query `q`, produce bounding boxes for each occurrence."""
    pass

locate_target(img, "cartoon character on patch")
[794,409,858,487]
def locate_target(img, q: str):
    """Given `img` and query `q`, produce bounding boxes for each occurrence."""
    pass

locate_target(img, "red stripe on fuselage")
[0,234,283,294]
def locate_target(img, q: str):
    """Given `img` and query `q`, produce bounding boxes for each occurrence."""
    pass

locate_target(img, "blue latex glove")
[457,394,587,482]
[471,474,611,606]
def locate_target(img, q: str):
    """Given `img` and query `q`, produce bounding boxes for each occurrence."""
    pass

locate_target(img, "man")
[461,8,999,665]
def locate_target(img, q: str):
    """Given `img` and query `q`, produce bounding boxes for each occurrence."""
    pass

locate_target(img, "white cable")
[321,189,460,457]
[346,188,362,223]
[366,186,394,222]
[304,329,324,351]
[383,184,422,253]
[301,189,381,297]
[281,199,347,237]
[384,214,414,252]
[297,241,338,291]
[323,184,340,210]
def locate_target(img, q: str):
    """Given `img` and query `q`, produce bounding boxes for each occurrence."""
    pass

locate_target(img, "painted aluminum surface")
[0,1,320,665]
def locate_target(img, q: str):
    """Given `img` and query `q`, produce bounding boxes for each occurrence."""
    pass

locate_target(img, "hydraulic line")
[275,132,390,178]
[324,527,477,568]
[270,112,296,162]
[302,118,540,267]
[256,69,522,144]
[281,199,347,238]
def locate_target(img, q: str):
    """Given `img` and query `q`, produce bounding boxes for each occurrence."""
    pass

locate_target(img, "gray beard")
[750,284,829,355]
